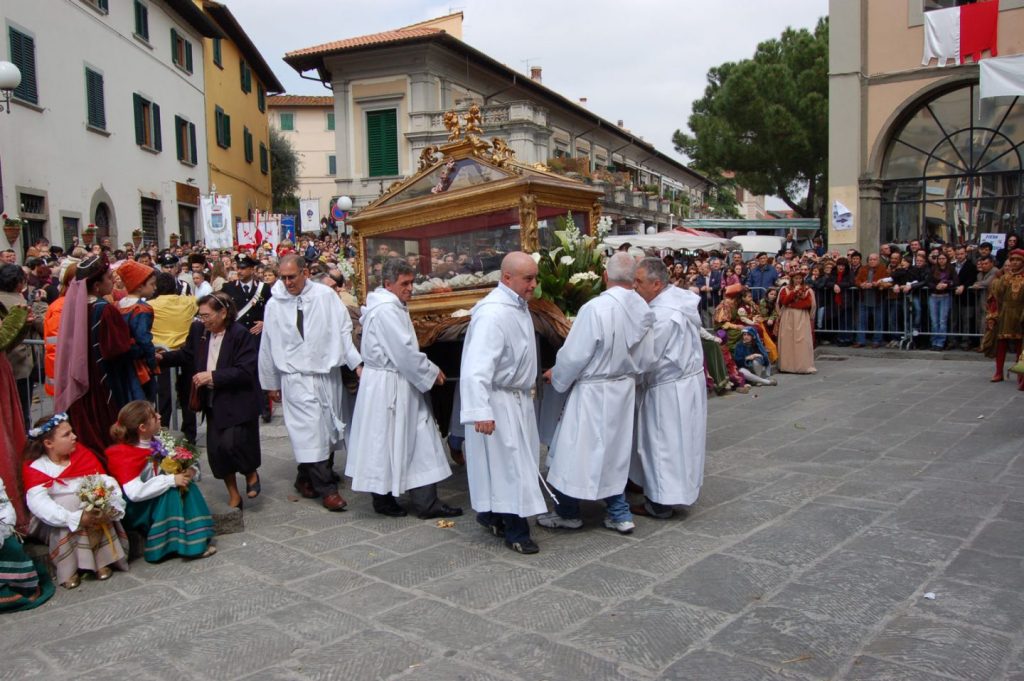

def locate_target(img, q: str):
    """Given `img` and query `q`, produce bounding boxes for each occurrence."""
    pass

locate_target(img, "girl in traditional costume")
[106,401,216,562]
[986,249,1024,389]
[0,477,54,611]
[22,413,129,590]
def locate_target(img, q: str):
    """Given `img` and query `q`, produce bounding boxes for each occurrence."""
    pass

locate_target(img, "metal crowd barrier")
[812,286,988,350]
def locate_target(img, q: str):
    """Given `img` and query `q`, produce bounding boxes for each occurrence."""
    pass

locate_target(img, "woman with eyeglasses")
[158,292,262,509]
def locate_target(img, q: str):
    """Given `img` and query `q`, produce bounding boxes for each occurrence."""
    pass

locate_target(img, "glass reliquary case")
[347,109,604,319]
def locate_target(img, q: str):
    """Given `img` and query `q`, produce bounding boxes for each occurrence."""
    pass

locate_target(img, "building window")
[880,83,1023,245]
[8,27,38,105]
[326,112,335,131]
[328,154,337,176]
[133,1,149,41]
[140,197,160,245]
[259,142,268,174]
[243,127,253,163]
[212,37,222,67]
[170,28,193,74]
[133,93,161,151]
[174,115,197,165]
[82,0,108,14]
[279,112,294,131]
[239,59,251,93]
[214,106,231,148]
[257,83,266,112]
[85,67,106,130]
[62,216,79,250]
[366,108,398,177]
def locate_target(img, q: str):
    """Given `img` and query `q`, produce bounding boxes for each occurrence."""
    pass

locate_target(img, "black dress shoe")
[374,505,408,517]
[419,504,464,520]
[476,515,504,537]
[505,538,539,554]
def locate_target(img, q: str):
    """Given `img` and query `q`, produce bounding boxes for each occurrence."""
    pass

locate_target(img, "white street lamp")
[0,61,21,115]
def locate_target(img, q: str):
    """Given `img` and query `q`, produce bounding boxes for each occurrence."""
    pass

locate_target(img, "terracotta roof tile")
[286,27,442,58]
[267,95,333,107]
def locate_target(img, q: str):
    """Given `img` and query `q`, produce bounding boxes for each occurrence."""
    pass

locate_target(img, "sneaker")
[536,512,583,530]
[604,518,635,535]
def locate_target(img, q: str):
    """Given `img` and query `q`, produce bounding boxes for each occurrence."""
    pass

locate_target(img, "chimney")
[617,119,624,127]
[579,97,587,106]
[530,66,542,82]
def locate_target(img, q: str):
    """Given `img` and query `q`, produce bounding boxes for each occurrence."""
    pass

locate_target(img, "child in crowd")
[106,401,216,562]
[22,413,129,590]
[116,260,159,402]
[0,477,54,611]
[732,327,777,387]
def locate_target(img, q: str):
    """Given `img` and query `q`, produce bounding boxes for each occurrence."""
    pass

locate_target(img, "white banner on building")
[237,222,257,248]
[980,54,1024,99]
[832,200,853,231]
[299,199,320,233]
[200,194,233,248]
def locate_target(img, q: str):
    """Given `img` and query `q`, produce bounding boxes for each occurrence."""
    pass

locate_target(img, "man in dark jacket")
[952,245,979,349]
[746,253,778,301]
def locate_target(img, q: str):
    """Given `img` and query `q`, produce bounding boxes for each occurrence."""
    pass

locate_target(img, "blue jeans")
[928,294,950,348]
[476,511,530,543]
[553,488,632,523]
[857,302,883,344]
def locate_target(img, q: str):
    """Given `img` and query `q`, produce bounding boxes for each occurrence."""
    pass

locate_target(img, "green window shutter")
[189,122,197,163]
[170,28,178,66]
[9,29,38,104]
[85,68,105,129]
[244,127,253,163]
[224,113,231,147]
[280,112,293,131]
[185,40,193,73]
[367,109,398,177]
[98,0,108,11]
[133,93,145,145]
[134,1,148,40]
[174,115,184,160]
[240,61,251,93]
[212,38,221,67]
[259,143,268,174]
[257,83,265,112]
[215,106,224,147]
[328,155,336,175]
[327,112,335,131]
[152,102,162,151]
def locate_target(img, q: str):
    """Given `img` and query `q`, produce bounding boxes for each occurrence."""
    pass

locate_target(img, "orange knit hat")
[118,260,155,293]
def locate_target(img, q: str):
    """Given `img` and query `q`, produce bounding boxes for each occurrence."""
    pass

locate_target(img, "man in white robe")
[346,258,463,519]
[258,254,361,511]
[538,252,655,535]
[630,257,707,518]
[460,252,546,554]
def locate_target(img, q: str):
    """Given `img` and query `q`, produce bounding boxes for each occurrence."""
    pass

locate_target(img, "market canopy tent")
[602,228,739,252]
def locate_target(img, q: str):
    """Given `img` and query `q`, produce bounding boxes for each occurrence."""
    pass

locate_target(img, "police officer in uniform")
[222,252,272,421]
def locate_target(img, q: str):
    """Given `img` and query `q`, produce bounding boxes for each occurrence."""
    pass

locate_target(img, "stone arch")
[865,73,978,181]
[89,186,117,240]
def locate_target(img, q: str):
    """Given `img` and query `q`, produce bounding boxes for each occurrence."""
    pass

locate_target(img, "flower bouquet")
[532,211,606,317]
[150,431,199,476]
[77,475,118,514]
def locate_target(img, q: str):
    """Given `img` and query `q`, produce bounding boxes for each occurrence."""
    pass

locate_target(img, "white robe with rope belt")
[258,279,361,463]
[460,284,546,518]
[546,286,655,500]
[346,288,451,496]
[630,286,707,505]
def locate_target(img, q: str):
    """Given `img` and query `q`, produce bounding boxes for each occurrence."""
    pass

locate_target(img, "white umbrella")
[602,229,738,252]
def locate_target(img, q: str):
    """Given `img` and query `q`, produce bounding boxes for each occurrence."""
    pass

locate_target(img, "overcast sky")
[228,0,827,206]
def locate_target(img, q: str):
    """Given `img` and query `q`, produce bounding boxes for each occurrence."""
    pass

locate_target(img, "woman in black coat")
[159,291,261,509]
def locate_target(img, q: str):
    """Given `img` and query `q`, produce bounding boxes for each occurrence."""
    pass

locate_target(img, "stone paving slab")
[5,355,1024,680]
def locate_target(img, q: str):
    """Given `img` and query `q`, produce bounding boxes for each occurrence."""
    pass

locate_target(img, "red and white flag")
[922,0,999,67]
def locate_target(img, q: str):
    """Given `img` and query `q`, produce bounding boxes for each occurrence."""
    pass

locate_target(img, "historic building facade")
[829,0,1024,253]
[283,13,711,235]
[0,0,220,254]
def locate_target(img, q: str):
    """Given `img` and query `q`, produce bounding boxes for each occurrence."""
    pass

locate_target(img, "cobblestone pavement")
[4,355,1024,680]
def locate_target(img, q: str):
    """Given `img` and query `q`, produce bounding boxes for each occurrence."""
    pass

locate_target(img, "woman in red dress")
[777,271,817,374]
